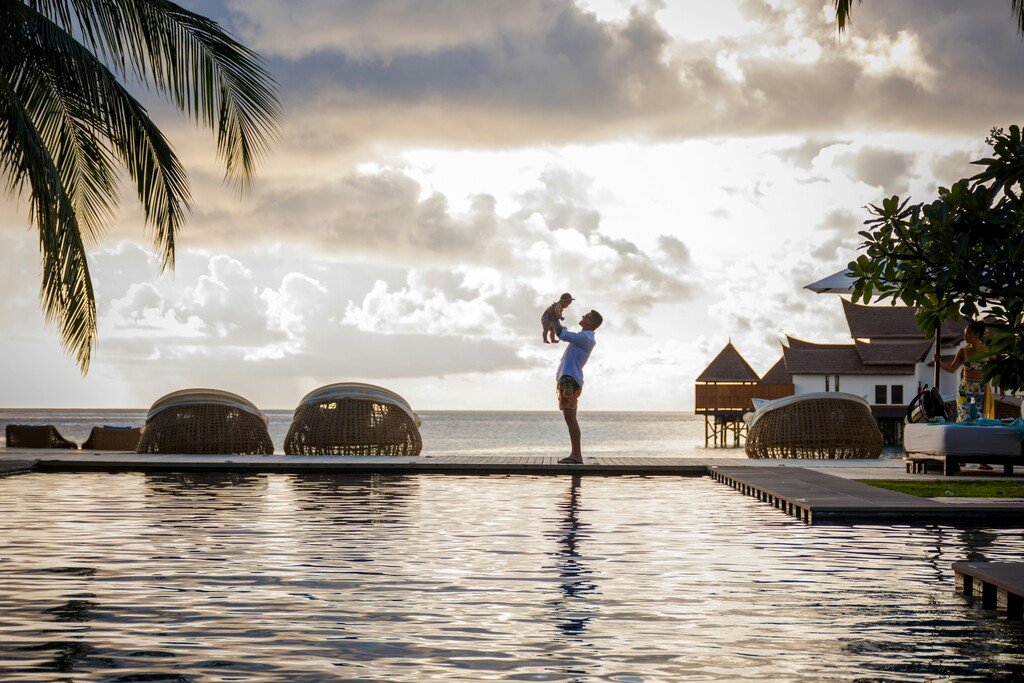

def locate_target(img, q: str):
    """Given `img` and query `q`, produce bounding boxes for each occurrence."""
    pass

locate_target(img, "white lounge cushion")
[904,422,1023,457]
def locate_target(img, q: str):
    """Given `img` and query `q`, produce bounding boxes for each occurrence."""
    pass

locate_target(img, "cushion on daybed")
[904,420,1024,457]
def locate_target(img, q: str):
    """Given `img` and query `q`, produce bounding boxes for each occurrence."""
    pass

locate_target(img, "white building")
[771,299,964,442]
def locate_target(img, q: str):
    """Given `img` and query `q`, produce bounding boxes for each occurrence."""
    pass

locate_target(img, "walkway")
[711,466,1024,524]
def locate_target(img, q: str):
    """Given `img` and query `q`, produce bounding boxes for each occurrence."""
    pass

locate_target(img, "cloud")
[835,145,915,194]
[205,0,1024,157]
[929,149,979,187]
[343,273,499,336]
[777,137,850,169]
[150,163,702,319]
[808,209,864,261]
[228,0,556,61]
[93,250,533,406]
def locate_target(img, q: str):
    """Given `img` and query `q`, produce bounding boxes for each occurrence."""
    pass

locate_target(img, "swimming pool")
[1,472,1022,681]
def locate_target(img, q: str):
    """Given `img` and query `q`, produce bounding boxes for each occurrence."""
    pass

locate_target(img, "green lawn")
[859,479,1024,498]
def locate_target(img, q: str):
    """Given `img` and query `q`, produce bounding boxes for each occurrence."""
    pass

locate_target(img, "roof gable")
[759,357,791,384]
[696,342,760,382]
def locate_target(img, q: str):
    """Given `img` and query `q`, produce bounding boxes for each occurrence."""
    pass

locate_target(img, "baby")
[541,293,574,343]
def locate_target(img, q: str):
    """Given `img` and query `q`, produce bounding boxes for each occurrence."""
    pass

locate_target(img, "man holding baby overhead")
[551,308,603,464]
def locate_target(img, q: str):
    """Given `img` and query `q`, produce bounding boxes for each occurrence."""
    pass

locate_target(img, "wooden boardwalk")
[711,466,1024,523]
[0,450,712,476]
[953,562,1024,620]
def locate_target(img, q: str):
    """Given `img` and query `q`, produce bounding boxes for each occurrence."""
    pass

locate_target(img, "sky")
[3,0,1024,411]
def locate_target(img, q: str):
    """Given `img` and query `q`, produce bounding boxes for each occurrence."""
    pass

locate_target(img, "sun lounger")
[4,424,78,449]
[904,421,1024,475]
[81,426,142,451]
[284,382,422,456]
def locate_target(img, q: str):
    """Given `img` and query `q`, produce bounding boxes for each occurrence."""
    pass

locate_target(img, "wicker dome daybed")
[284,383,422,456]
[136,389,274,455]
[744,392,883,459]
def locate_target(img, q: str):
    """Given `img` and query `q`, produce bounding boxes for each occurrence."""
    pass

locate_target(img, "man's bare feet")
[558,456,583,464]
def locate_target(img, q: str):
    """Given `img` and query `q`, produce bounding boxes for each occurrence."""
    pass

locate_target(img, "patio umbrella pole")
[933,327,941,390]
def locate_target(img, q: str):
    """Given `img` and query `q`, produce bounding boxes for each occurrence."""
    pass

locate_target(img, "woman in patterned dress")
[933,320,995,468]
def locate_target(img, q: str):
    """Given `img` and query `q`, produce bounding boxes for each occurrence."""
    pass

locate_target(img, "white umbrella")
[804,268,856,294]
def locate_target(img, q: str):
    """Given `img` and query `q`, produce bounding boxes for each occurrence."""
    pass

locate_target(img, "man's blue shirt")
[556,328,596,386]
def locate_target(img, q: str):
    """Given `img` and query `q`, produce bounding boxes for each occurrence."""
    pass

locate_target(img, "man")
[552,309,603,464]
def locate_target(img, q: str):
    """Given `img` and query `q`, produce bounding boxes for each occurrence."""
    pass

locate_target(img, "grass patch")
[859,480,1024,498]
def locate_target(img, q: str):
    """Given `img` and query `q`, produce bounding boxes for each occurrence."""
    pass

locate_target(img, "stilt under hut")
[695,343,794,447]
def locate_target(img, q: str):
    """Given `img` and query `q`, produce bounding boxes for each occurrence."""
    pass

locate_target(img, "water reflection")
[547,474,599,683]
[2,473,1024,682]
[31,566,104,675]
[144,471,267,497]
[287,474,415,525]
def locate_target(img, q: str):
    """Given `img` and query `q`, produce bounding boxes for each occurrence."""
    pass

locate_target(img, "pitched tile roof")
[854,339,933,365]
[841,298,962,342]
[782,338,917,376]
[759,357,791,384]
[696,342,760,382]
[786,336,848,350]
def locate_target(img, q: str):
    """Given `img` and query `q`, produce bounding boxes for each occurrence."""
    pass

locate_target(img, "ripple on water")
[0,472,1023,682]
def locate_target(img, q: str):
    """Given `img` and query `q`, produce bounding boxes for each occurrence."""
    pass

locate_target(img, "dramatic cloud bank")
[1,0,1020,409]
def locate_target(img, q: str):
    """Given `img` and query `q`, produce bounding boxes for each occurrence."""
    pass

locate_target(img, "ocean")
[0,409,749,458]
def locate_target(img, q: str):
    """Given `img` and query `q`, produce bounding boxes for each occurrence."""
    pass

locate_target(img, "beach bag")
[906,387,948,424]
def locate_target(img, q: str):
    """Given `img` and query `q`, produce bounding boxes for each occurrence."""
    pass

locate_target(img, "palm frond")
[834,0,859,34]
[10,2,191,268]
[135,0,281,191]
[835,1,1024,38]
[0,63,97,373]
[2,0,281,373]
[30,0,281,192]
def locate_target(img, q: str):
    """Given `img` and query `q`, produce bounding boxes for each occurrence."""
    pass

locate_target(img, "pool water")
[1,472,1023,682]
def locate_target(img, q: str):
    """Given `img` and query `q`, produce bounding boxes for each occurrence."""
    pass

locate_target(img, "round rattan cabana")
[284,383,422,456]
[137,389,274,455]
[744,392,883,459]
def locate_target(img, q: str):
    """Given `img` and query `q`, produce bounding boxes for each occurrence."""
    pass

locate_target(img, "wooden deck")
[953,562,1024,620]
[0,450,713,476]
[711,466,1024,524]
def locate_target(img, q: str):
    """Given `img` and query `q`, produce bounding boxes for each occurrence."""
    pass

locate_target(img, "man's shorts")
[557,376,582,411]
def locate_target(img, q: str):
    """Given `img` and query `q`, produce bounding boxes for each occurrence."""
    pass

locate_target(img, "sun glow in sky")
[2,0,1022,411]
